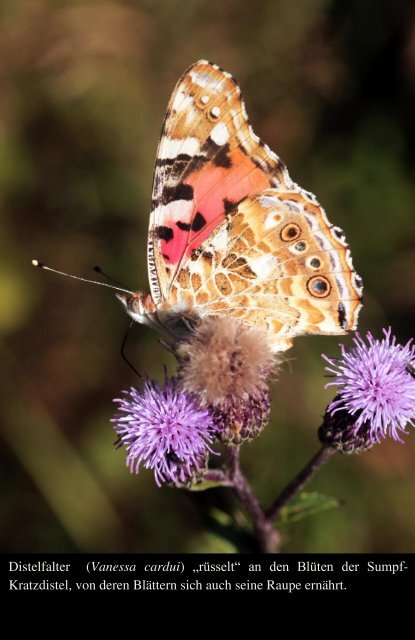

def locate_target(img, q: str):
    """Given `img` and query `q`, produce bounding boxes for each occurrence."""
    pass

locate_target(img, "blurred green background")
[1,0,414,553]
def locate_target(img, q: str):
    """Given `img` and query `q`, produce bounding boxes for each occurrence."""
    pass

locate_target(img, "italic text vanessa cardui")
[118,60,363,352]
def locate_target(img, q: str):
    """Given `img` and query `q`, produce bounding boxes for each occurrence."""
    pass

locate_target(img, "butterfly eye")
[306,256,321,270]
[280,223,301,242]
[307,275,331,298]
[294,241,307,254]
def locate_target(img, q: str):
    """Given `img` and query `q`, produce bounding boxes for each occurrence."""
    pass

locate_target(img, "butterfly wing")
[148,60,293,304]
[166,189,363,352]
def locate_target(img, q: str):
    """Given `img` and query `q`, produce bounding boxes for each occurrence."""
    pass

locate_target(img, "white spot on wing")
[187,259,204,277]
[209,226,228,251]
[317,314,346,334]
[264,210,282,230]
[153,200,194,225]
[249,254,277,276]
[190,70,224,90]
[257,195,278,208]
[172,91,192,112]
[210,122,230,146]
[159,137,201,160]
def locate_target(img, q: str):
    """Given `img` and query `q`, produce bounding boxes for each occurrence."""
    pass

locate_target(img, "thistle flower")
[321,329,415,449]
[112,377,215,487]
[176,317,276,443]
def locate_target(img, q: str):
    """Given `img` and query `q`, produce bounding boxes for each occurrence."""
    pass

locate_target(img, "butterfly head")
[117,291,156,325]
[117,290,199,341]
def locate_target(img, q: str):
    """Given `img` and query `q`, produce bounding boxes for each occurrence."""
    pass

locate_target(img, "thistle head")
[321,328,415,452]
[112,376,215,486]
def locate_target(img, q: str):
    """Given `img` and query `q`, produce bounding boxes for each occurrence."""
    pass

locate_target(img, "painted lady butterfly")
[118,60,363,352]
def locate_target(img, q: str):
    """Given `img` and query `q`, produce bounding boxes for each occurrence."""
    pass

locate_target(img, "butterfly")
[118,60,363,352]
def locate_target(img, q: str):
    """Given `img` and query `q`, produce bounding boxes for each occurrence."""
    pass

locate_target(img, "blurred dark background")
[1,0,414,553]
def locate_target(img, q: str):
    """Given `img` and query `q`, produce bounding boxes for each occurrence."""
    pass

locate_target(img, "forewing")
[148,60,292,303]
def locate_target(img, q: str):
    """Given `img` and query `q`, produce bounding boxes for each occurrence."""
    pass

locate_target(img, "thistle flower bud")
[318,400,373,454]
[210,388,271,444]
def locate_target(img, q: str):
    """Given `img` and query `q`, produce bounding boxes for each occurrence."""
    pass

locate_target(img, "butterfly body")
[121,61,363,352]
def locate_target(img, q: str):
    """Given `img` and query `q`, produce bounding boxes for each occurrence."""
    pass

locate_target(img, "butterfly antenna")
[93,265,133,291]
[31,259,134,295]
[121,321,142,379]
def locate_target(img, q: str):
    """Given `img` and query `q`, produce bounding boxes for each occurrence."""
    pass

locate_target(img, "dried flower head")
[177,316,277,405]
[112,377,215,487]
[322,328,415,445]
[176,317,277,444]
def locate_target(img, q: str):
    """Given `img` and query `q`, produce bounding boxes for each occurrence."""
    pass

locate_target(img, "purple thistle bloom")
[112,377,215,487]
[323,328,415,443]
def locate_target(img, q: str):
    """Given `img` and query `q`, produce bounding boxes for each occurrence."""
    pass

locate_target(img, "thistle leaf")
[278,491,341,524]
